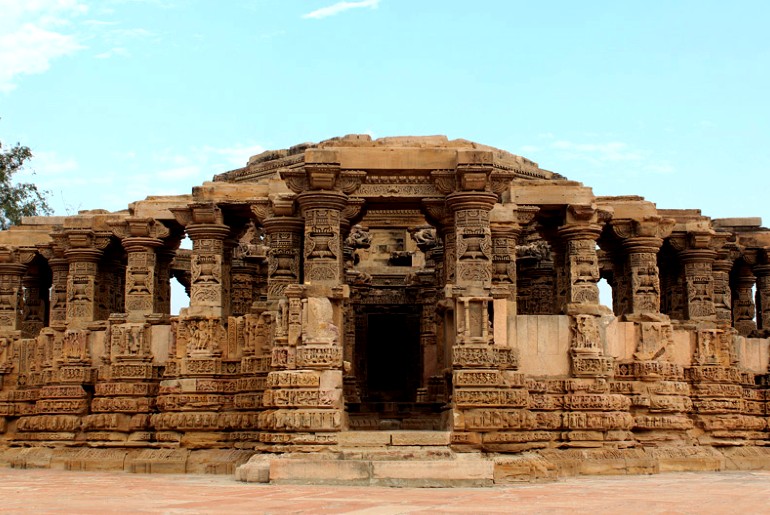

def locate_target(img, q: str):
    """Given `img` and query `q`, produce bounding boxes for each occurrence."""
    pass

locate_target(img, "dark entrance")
[365,311,421,402]
[347,302,445,430]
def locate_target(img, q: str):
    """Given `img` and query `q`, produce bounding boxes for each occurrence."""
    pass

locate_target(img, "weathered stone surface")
[0,135,767,484]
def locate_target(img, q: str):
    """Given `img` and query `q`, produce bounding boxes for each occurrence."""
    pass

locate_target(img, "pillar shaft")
[297,190,348,287]
[625,238,664,315]
[0,262,27,332]
[123,237,163,320]
[446,191,497,292]
[557,224,602,312]
[733,269,757,335]
[263,217,304,299]
[680,249,717,321]
[187,223,231,317]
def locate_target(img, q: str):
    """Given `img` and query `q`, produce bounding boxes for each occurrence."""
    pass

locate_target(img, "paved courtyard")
[0,468,768,514]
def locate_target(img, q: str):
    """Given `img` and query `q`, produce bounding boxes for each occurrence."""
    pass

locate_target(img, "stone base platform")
[0,447,256,475]
[3,431,770,487]
[235,431,770,487]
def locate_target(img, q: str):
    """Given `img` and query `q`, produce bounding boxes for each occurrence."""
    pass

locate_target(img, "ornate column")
[431,152,530,450]
[230,220,267,315]
[557,204,606,314]
[21,266,48,338]
[610,216,675,318]
[0,245,35,332]
[109,217,170,321]
[490,206,518,293]
[282,150,365,289]
[423,198,454,286]
[669,230,728,322]
[256,151,364,446]
[252,194,304,299]
[56,229,111,328]
[712,241,740,325]
[171,203,231,318]
[445,190,497,292]
[38,243,68,328]
[732,264,757,336]
[296,190,347,286]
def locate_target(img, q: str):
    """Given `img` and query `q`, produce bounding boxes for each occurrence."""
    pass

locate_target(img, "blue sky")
[1,0,769,226]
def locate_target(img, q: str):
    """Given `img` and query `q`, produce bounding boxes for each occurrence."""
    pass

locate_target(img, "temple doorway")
[346,302,446,430]
[364,309,421,402]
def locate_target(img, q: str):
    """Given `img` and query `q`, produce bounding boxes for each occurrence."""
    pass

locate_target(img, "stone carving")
[110,323,151,361]
[634,322,674,361]
[60,330,90,364]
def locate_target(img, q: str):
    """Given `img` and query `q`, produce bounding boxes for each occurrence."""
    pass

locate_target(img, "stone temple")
[0,134,769,485]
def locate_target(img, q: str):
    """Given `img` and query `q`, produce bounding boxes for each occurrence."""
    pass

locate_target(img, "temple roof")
[213,134,559,184]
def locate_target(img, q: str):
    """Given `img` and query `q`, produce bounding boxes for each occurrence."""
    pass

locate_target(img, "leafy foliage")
[0,139,52,229]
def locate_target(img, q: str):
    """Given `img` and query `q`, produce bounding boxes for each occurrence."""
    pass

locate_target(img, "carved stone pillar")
[423,198,454,286]
[98,252,124,320]
[490,212,518,291]
[172,203,232,318]
[280,150,365,290]
[431,153,526,450]
[669,231,727,322]
[262,217,303,298]
[0,246,34,332]
[21,271,47,338]
[446,191,497,292]
[110,218,170,321]
[297,190,348,287]
[57,230,111,328]
[712,243,738,325]
[557,205,605,314]
[39,244,68,328]
[253,195,304,300]
[732,266,757,336]
[610,217,674,317]
[228,221,263,316]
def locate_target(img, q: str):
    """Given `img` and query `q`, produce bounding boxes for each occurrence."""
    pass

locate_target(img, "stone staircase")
[236,431,503,487]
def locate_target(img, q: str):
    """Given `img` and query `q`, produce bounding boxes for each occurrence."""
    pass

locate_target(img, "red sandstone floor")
[0,468,768,514]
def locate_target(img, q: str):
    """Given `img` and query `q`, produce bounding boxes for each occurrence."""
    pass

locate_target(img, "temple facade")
[0,135,769,480]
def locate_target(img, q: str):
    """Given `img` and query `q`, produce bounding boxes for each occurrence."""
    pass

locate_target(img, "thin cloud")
[522,135,678,179]
[95,46,130,59]
[302,0,380,20]
[0,0,87,92]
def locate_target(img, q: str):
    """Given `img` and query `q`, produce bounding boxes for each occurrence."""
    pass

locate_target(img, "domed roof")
[213,134,559,184]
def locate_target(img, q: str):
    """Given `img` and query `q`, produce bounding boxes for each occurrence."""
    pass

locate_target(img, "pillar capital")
[611,216,675,240]
[280,150,365,194]
[445,190,498,212]
[54,229,112,263]
[251,193,297,224]
[668,230,728,262]
[295,189,349,212]
[109,217,170,241]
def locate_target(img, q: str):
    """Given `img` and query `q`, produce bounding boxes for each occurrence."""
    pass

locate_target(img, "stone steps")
[237,430,495,486]
[236,454,497,487]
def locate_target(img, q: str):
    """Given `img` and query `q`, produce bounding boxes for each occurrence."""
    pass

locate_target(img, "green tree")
[0,139,52,229]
